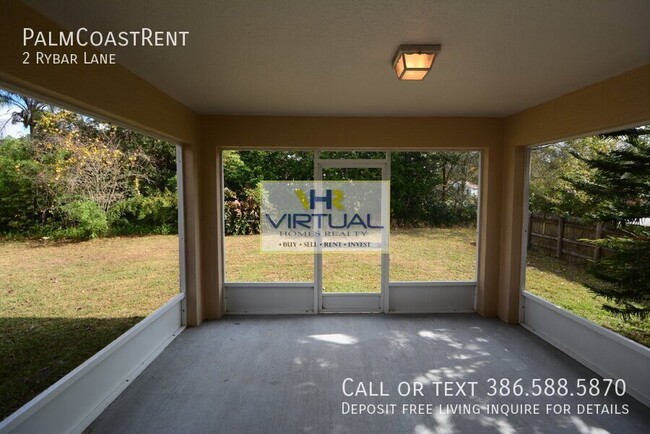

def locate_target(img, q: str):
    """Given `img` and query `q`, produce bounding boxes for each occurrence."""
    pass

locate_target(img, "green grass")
[0,236,179,419]
[526,249,649,347]
[1,231,647,419]
[389,227,477,281]
[225,227,478,292]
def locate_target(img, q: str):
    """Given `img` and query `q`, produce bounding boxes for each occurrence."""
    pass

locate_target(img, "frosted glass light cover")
[403,52,435,69]
[401,70,429,80]
[394,54,406,79]
[391,45,440,81]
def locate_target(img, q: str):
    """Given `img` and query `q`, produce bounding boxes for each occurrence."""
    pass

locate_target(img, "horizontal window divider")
[320,309,383,313]
[317,159,388,167]
[389,281,477,287]
[227,310,316,315]
[225,282,314,288]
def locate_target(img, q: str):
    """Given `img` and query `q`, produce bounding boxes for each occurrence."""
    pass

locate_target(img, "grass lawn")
[0,236,179,419]
[225,227,478,291]
[526,249,649,347]
[1,231,647,419]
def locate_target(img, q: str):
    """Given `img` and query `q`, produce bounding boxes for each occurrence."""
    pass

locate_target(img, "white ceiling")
[24,0,650,117]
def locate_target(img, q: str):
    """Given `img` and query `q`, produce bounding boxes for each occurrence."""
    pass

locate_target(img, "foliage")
[222,150,480,234]
[525,249,649,346]
[0,90,50,134]
[565,128,650,320]
[0,137,42,231]
[391,152,479,226]
[34,111,149,212]
[110,127,177,194]
[1,93,483,238]
[223,150,253,193]
[58,200,109,239]
[238,150,313,184]
[0,90,178,239]
[224,186,260,235]
[223,151,312,235]
[108,191,178,235]
[529,136,618,217]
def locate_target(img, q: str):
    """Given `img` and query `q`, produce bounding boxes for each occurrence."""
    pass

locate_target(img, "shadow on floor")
[90,314,650,433]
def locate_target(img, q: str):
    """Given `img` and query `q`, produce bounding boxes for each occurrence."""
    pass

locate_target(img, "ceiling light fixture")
[392,44,441,81]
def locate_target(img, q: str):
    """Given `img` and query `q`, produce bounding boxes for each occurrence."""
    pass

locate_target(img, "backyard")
[225,227,478,291]
[1,230,648,419]
[0,236,179,419]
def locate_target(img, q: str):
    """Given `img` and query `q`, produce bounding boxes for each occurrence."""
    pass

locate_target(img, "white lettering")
[342,378,353,397]
[76,28,88,46]
[23,28,34,46]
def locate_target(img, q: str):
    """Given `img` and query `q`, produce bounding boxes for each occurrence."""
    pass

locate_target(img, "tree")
[222,150,480,234]
[567,127,650,320]
[0,90,179,238]
[391,152,479,226]
[111,126,177,193]
[529,137,617,217]
[34,110,148,212]
[0,90,49,135]
[0,137,42,231]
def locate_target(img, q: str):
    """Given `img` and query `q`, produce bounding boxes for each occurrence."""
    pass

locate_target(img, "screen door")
[315,155,389,312]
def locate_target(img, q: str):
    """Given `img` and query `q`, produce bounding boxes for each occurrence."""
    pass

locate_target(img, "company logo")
[261,181,389,252]
[295,189,344,211]
[265,188,384,231]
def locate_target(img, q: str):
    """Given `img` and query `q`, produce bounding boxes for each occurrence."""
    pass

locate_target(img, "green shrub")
[0,138,42,233]
[108,191,178,235]
[59,200,108,239]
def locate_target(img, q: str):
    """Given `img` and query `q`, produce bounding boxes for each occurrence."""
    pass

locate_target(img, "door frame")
[314,151,391,313]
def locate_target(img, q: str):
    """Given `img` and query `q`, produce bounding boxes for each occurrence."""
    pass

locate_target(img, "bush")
[224,187,260,235]
[0,138,42,233]
[59,200,108,239]
[108,191,178,235]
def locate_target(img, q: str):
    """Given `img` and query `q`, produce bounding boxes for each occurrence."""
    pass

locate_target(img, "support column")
[215,149,225,317]
[181,144,203,326]
[475,146,503,317]
[498,145,528,323]
[195,142,222,320]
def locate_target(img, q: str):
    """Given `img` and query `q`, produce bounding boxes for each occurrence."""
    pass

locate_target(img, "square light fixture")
[392,44,441,80]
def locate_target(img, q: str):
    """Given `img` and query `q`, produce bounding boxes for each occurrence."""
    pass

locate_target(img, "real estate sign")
[261,181,390,253]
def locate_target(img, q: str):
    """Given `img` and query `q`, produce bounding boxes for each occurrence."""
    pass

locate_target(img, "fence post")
[528,213,533,247]
[593,222,604,262]
[556,217,564,258]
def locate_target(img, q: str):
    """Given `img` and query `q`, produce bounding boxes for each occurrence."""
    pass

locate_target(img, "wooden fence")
[527,214,624,264]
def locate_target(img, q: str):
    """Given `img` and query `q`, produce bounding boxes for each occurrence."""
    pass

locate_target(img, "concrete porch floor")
[90,314,649,433]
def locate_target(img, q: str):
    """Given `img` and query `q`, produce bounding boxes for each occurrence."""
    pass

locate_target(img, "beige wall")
[505,63,650,148]
[203,116,506,318]
[2,1,649,326]
[203,116,502,150]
